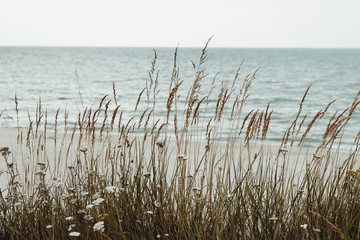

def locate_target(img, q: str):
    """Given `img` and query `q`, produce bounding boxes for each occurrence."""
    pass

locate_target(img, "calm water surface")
[0,47,359,149]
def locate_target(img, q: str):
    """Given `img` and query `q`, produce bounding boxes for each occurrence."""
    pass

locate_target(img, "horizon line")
[1,45,360,50]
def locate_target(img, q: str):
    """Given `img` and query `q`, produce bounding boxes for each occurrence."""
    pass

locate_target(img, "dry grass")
[0,42,360,240]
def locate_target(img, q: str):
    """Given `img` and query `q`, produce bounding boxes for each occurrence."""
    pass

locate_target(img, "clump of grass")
[0,42,360,239]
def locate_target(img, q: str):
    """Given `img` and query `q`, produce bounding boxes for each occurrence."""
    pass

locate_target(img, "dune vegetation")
[1,41,360,239]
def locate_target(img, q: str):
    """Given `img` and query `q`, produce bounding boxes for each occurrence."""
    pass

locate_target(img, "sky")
[1,0,360,48]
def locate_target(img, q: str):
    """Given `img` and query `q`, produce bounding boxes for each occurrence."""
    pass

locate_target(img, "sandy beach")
[1,126,353,191]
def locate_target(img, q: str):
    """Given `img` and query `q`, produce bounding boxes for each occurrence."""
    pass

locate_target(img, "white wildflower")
[78,209,86,214]
[93,221,105,232]
[157,234,161,238]
[92,192,101,199]
[68,224,76,232]
[66,216,74,221]
[105,186,115,194]
[146,210,153,215]
[69,231,80,237]
[92,198,105,206]
[86,204,95,210]
[46,225,52,229]
[300,224,308,229]
[84,215,94,221]
[165,233,169,237]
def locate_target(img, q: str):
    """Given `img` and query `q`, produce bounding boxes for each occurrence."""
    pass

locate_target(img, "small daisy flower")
[69,231,80,237]
[300,224,308,229]
[93,221,105,232]
[105,186,115,194]
[68,224,76,232]
[86,204,94,210]
[92,198,105,206]
[81,191,89,196]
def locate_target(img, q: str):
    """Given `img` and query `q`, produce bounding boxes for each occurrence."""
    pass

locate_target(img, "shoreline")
[0,127,353,183]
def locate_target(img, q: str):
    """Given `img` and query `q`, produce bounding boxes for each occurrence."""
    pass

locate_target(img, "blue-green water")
[0,47,359,148]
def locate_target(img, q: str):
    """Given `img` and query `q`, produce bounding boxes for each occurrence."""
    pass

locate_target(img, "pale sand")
[0,127,354,191]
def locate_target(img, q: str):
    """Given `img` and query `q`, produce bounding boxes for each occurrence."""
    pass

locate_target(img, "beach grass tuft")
[0,42,360,239]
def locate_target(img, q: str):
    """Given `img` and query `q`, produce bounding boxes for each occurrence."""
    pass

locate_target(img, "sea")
[0,47,359,150]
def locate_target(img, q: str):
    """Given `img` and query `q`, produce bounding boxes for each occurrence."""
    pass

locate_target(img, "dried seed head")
[35,171,46,176]
[0,147,11,157]
[80,147,88,153]
[177,154,188,161]
[37,162,46,170]
[156,141,164,148]
[280,146,288,153]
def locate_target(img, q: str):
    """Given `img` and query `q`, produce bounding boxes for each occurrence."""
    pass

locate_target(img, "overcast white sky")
[1,0,360,48]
